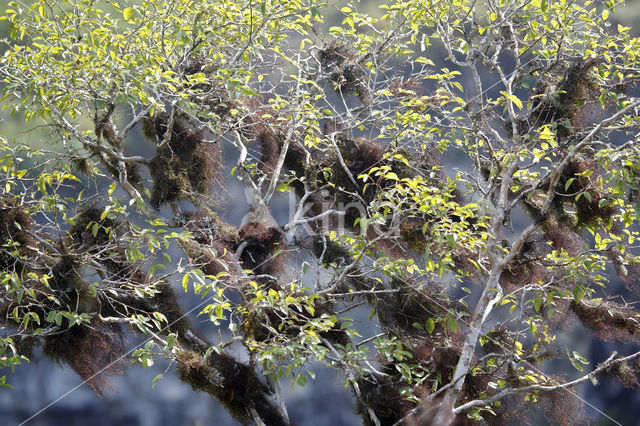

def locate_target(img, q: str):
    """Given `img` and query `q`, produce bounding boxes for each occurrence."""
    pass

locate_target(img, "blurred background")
[1,1,640,425]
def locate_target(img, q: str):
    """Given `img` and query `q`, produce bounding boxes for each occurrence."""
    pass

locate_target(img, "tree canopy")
[1,0,640,424]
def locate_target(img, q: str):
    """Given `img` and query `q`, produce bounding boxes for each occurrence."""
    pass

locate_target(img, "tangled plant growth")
[1,0,640,424]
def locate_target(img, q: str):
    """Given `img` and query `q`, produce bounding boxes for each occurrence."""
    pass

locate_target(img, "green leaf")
[296,373,307,386]
[0,376,13,389]
[533,296,542,312]
[508,94,523,109]
[152,374,163,389]
[447,317,457,333]
[182,274,189,292]
[514,341,523,355]
[573,286,584,304]
[425,318,435,334]
[564,178,575,191]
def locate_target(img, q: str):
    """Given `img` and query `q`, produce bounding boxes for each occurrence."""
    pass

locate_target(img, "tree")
[1,0,640,424]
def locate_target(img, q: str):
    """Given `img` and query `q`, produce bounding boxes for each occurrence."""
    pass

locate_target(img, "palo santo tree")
[1,0,640,425]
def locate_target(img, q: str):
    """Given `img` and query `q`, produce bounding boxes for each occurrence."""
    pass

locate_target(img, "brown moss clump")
[571,299,640,343]
[240,98,309,180]
[43,322,125,396]
[179,211,238,245]
[181,239,234,277]
[176,350,219,394]
[50,255,98,313]
[606,246,640,287]
[347,139,385,179]
[177,211,239,276]
[377,280,467,334]
[68,205,119,248]
[0,196,36,270]
[541,213,583,256]
[460,370,493,406]
[238,221,284,278]
[395,335,462,384]
[254,124,281,176]
[13,335,39,360]
[312,234,350,266]
[541,388,585,426]
[101,272,199,343]
[71,156,95,176]
[319,43,370,103]
[356,372,416,426]
[400,217,427,252]
[141,114,158,142]
[607,360,640,389]
[500,240,552,293]
[390,79,423,99]
[102,161,144,191]
[364,334,467,424]
[327,137,387,225]
[552,155,617,229]
[211,352,285,424]
[177,350,284,424]
[0,197,36,247]
[311,235,379,294]
[66,205,148,288]
[530,58,599,137]
[149,282,193,335]
[180,60,236,119]
[147,114,221,208]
